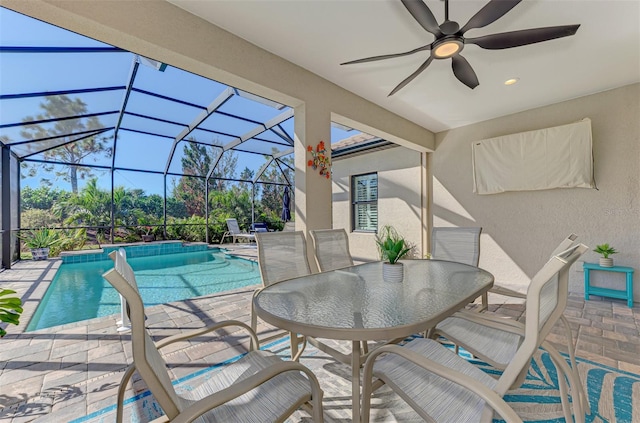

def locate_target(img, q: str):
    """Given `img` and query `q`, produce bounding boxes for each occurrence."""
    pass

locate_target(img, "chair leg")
[361,341,369,355]
[560,314,590,415]
[543,341,586,423]
[479,292,489,311]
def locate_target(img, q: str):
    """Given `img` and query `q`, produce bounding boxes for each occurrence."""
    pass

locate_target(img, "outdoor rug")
[75,337,639,423]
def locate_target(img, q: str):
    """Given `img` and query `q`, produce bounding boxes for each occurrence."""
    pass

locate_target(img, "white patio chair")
[431,226,485,307]
[362,243,587,423]
[310,228,354,272]
[253,231,311,353]
[310,228,372,355]
[223,218,255,243]
[481,233,588,415]
[103,249,324,423]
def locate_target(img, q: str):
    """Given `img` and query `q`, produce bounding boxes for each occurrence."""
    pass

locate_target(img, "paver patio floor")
[1,244,638,422]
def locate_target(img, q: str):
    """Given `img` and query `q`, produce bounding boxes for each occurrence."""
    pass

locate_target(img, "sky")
[0,7,359,196]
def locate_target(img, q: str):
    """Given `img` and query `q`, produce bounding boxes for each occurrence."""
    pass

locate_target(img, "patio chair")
[480,233,588,414]
[250,222,270,233]
[103,249,324,423]
[223,218,255,243]
[309,228,371,355]
[431,226,485,307]
[253,231,312,353]
[362,243,587,423]
[310,228,354,272]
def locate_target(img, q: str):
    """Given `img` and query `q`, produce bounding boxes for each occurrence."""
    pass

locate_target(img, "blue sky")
[0,7,358,195]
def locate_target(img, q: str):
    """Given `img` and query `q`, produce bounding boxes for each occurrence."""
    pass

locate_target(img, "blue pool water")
[27,250,261,331]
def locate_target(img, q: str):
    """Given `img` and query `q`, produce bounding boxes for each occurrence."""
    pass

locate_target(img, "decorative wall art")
[307,141,332,179]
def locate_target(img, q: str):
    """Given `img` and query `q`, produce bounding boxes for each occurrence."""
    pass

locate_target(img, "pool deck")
[1,243,640,422]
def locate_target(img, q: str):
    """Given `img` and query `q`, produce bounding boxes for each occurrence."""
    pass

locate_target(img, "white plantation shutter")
[353,173,378,231]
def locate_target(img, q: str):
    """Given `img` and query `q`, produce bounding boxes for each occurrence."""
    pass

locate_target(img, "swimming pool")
[26,249,261,331]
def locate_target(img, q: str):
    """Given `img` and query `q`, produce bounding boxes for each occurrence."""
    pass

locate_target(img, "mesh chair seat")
[181,350,313,422]
[436,315,521,367]
[373,338,498,423]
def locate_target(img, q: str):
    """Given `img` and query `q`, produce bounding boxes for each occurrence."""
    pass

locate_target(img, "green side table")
[583,262,634,308]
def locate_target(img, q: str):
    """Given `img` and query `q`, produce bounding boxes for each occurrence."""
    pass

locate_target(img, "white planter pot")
[31,247,50,261]
[599,258,614,267]
[383,262,404,283]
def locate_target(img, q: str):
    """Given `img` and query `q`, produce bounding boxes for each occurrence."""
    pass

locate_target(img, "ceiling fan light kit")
[432,38,463,59]
[341,0,580,95]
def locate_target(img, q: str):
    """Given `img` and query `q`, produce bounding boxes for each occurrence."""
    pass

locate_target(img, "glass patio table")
[253,259,494,422]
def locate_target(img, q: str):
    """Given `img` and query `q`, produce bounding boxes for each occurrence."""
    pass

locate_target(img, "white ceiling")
[170,0,639,133]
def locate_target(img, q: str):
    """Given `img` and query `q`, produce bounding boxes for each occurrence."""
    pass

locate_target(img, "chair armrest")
[454,309,525,332]
[155,320,259,352]
[363,344,523,423]
[169,360,323,423]
[490,285,526,299]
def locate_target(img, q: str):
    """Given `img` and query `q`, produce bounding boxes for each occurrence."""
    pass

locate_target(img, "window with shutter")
[351,173,378,232]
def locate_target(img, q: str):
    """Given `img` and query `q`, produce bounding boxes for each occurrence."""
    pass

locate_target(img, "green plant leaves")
[376,226,411,264]
[19,227,62,249]
[0,289,23,338]
[593,243,617,259]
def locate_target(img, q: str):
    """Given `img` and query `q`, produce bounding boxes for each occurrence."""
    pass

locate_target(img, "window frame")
[351,172,378,233]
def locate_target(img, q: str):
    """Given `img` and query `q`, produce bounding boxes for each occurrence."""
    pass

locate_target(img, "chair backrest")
[103,250,183,419]
[310,228,354,272]
[495,243,588,395]
[431,227,482,266]
[550,233,578,256]
[226,218,242,235]
[255,231,311,286]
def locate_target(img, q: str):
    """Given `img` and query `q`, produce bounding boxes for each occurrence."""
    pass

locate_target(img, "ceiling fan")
[341,0,580,95]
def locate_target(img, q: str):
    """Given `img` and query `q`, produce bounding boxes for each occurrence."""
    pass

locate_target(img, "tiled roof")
[331,132,378,150]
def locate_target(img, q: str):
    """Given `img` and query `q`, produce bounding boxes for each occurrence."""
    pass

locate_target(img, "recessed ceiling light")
[504,78,520,86]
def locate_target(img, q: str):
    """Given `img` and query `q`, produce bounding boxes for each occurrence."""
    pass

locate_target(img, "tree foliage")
[20,95,112,194]
[173,140,238,216]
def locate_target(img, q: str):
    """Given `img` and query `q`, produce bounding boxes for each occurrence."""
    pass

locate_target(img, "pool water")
[27,250,261,331]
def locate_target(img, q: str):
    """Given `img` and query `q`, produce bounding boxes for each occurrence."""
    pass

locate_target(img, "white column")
[294,103,332,272]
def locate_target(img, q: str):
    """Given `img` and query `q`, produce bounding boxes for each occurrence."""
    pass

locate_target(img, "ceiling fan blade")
[401,0,442,37]
[466,25,580,49]
[451,55,479,89]
[340,45,431,65]
[460,0,521,34]
[388,56,434,96]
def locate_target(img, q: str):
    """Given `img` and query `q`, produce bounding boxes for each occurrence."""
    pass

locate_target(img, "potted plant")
[141,226,155,242]
[0,289,23,338]
[20,227,61,260]
[376,225,411,282]
[594,243,617,267]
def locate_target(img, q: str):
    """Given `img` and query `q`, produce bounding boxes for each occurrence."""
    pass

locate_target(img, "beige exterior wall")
[433,83,640,300]
[332,146,426,262]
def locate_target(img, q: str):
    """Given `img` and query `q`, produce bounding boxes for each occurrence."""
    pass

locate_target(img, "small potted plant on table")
[594,243,617,267]
[20,227,61,260]
[376,225,411,283]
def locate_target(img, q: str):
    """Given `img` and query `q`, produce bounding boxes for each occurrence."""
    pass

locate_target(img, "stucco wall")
[433,83,640,301]
[332,146,426,262]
